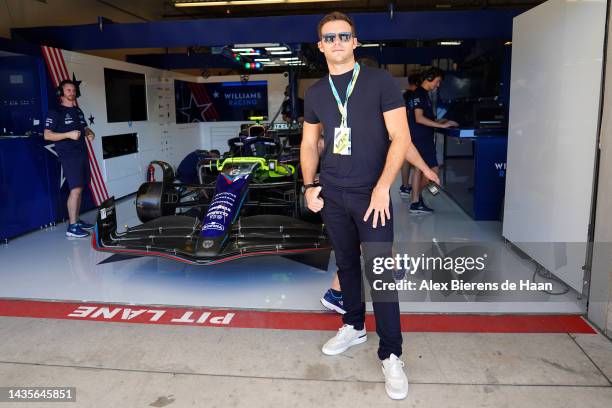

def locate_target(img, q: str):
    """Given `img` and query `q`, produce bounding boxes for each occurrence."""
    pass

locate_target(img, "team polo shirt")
[406,86,435,141]
[304,66,405,188]
[45,105,88,157]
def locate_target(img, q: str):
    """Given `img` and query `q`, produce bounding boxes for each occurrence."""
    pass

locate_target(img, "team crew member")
[399,73,422,198]
[407,68,458,214]
[281,85,305,123]
[301,12,439,400]
[44,79,96,238]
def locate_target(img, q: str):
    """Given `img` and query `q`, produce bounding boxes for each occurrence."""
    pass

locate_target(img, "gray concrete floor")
[1,316,612,407]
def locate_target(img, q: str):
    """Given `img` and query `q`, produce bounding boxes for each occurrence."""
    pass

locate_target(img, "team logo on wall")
[175,79,268,123]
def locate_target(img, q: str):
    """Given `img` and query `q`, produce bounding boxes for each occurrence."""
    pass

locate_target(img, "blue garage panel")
[473,136,508,221]
[11,11,520,51]
[0,138,56,240]
[127,53,240,70]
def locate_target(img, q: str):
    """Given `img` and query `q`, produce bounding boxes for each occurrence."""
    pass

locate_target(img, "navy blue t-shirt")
[407,86,435,141]
[45,105,88,157]
[304,66,404,188]
[403,89,417,108]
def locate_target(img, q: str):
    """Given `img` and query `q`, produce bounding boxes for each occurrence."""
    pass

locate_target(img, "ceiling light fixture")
[438,41,462,46]
[359,43,381,48]
[235,43,279,48]
[270,51,292,55]
[264,46,288,51]
[231,48,254,52]
[175,0,339,7]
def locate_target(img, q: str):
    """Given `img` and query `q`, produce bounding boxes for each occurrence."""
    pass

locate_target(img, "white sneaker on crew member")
[382,353,409,400]
[321,324,367,355]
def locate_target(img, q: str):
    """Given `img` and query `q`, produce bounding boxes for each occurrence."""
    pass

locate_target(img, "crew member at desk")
[406,68,458,214]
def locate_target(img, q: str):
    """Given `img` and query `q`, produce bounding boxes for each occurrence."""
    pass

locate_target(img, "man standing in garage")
[407,68,458,214]
[44,79,96,238]
[300,11,439,400]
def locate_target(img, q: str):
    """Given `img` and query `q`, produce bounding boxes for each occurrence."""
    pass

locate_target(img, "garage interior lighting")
[231,48,254,52]
[360,43,381,48]
[270,51,292,55]
[279,57,299,61]
[235,43,279,48]
[264,46,288,51]
[438,41,462,46]
[175,0,340,7]
[254,58,271,61]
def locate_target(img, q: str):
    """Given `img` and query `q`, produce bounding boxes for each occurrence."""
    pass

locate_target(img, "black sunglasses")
[321,32,353,44]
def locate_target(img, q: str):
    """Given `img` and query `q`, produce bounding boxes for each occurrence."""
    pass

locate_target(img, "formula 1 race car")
[137,155,301,223]
[136,123,307,224]
[92,157,329,265]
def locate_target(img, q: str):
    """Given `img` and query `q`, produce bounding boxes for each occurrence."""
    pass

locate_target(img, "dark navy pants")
[320,184,402,360]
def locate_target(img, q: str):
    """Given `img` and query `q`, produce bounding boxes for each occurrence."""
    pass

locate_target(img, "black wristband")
[301,183,318,194]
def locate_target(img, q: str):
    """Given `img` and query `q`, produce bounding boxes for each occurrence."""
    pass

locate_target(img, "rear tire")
[135,182,179,223]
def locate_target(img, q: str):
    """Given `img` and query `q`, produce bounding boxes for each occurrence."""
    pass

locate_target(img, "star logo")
[44,144,66,188]
[178,94,212,122]
[88,114,95,125]
[71,73,82,98]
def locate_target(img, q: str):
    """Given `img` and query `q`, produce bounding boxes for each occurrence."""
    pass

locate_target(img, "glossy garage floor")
[0,183,584,313]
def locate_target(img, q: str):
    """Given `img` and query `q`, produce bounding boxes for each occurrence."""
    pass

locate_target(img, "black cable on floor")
[532,264,571,296]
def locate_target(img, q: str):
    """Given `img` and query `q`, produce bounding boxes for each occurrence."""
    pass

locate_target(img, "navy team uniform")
[304,66,404,360]
[403,89,417,109]
[45,105,90,189]
[407,87,438,168]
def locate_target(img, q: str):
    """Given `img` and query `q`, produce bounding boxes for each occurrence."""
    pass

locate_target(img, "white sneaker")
[382,354,408,400]
[321,324,367,355]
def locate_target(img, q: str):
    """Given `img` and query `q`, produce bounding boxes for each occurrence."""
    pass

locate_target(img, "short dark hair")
[317,11,355,38]
[58,79,76,91]
[408,73,422,86]
[422,67,445,82]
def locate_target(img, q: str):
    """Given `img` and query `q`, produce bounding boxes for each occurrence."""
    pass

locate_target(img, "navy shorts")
[413,135,438,168]
[59,153,90,190]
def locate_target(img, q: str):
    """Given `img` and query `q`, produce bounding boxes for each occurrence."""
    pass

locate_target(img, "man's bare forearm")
[43,129,71,142]
[416,116,445,128]
[376,135,408,190]
[300,144,320,185]
[405,142,431,174]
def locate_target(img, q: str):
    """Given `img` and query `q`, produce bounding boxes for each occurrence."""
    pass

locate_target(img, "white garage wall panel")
[502,0,606,291]
[61,51,201,198]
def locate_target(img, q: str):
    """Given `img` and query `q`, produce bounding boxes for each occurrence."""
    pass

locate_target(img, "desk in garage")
[442,128,508,221]
[0,136,94,240]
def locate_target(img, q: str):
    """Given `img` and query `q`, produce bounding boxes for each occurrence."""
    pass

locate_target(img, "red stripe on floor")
[0,299,596,334]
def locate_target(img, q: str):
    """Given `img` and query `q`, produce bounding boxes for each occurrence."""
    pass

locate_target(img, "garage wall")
[197,73,287,153]
[502,0,606,291]
[61,50,201,198]
[588,3,612,337]
[197,71,407,154]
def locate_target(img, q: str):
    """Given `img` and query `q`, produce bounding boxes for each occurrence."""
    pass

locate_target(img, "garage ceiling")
[2,0,545,29]
[1,0,539,75]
